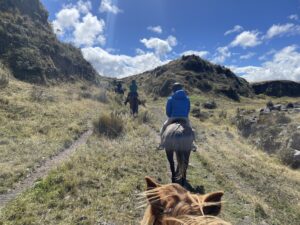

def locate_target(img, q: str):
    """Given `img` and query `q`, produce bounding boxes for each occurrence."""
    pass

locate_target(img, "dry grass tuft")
[137,110,153,124]
[94,112,124,138]
[95,90,109,103]
[30,86,56,102]
[0,62,10,89]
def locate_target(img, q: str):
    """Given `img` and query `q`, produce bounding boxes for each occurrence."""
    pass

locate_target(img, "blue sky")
[41,0,300,81]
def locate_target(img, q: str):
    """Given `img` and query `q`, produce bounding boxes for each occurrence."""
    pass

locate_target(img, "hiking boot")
[191,143,197,152]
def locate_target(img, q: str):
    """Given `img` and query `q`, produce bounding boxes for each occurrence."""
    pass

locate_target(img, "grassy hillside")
[123,55,254,101]
[0,76,109,194]
[0,80,299,224]
[0,0,98,83]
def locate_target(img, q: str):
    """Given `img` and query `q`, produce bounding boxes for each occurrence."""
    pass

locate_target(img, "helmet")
[172,82,183,92]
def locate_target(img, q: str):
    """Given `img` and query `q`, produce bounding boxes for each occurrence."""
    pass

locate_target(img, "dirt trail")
[0,129,93,210]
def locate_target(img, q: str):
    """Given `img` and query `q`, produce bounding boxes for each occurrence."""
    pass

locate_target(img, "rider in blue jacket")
[159,82,196,151]
[166,88,190,118]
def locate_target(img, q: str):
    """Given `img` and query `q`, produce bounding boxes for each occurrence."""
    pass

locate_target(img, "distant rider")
[115,81,124,94]
[129,80,138,96]
[158,82,196,151]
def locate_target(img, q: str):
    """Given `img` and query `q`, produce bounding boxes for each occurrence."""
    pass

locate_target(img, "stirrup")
[156,144,164,151]
[191,143,197,152]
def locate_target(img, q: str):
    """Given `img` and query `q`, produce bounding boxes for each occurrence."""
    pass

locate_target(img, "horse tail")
[175,151,189,183]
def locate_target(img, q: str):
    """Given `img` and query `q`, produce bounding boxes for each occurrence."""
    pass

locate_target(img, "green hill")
[0,0,98,84]
[124,55,254,101]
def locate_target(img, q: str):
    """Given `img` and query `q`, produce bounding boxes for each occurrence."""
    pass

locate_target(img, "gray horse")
[161,119,194,186]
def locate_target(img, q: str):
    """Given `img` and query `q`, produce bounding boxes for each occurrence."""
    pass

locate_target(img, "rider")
[129,80,138,96]
[158,82,196,151]
[116,81,123,94]
[125,80,140,114]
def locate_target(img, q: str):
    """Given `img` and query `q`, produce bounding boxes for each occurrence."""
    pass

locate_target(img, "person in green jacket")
[129,80,138,95]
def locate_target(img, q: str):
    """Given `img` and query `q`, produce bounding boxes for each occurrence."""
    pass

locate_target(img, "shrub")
[30,86,55,102]
[0,74,9,89]
[266,100,274,108]
[278,148,296,167]
[194,101,200,107]
[276,114,291,124]
[96,91,109,103]
[94,112,124,138]
[137,110,152,124]
[79,91,92,99]
[219,110,227,119]
[0,62,10,89]
[113,95,124,105]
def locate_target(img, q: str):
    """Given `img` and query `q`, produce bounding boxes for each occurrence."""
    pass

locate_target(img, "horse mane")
[140,185,231,225]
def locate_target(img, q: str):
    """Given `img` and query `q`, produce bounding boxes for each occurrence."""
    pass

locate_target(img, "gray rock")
[271,104,283,111]
[203,101,217,109]
[290,132,300,150]
[293,150,300,168]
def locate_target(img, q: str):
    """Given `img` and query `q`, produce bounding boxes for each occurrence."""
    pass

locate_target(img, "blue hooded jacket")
[166,90,190,118]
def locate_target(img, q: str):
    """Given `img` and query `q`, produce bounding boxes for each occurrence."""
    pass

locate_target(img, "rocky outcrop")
[235,103,300,168]
[0,0,98,84]
[251,80,300,97]
[124,55,254,100]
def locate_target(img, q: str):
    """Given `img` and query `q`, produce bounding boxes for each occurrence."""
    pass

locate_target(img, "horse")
[125,92,142,116]
[161,119,194,186]
[140,177,230,225]
[114,87,124,95]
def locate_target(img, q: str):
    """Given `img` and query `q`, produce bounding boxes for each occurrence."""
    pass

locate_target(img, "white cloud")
[136,48,145,55]
[100,0,121,14]
[258,49,277,61]
[264,23,300,39]
[76,0,92,14]
[73,13,105,47]
[140,36,177,57]
[52,8,80,35]
[147,26,163,34]
[212,46,231,63]
[224,25,244,36]
[288,14,299,21]
[181,50,209,58]
[230,31,261,48]
[240,52,256,60]
[81,47,167,77]
[230,65,261,76]
[231,45,300,82]
[52,2,105,47]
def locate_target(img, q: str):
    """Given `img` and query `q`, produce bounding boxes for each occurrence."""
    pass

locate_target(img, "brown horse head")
[141,177,230,225]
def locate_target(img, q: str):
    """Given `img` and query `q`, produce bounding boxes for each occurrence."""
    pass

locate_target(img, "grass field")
[0,79,107,194]
[0,79,300,225]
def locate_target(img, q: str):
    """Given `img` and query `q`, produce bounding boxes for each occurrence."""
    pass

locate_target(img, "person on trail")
[129,80,138,96]
[158,82,197,151]
[115,81,124,94]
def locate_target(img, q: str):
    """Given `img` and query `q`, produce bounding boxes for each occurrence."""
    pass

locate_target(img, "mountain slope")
[0,0,98,84]
[251,80,300,97]
[124,55,254,101]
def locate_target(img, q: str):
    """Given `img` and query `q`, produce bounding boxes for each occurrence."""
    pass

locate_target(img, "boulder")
[203,100,217,109]
[292,150,300,168]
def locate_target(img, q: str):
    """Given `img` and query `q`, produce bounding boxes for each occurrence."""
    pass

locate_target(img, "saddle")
[171,118,188,125]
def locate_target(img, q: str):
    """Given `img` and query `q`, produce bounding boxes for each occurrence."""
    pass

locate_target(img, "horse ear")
[145,176,161,190]
[203,191,224,216]
[144,177,163,215]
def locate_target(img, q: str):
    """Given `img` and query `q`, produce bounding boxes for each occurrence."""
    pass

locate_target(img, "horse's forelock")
[141,184,229,225]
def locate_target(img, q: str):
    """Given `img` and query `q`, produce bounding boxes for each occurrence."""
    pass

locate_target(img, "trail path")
[0,129,93,210]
